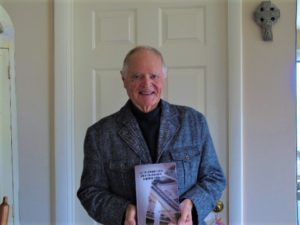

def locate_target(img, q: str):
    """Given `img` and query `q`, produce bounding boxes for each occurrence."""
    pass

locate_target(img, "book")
[135,162,180,225]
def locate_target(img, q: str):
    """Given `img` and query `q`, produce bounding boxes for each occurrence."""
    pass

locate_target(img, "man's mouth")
[139,91,154,95]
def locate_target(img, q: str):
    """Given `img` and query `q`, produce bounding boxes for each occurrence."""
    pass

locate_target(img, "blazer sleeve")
[77,126,130,225]
[180,115,226,224]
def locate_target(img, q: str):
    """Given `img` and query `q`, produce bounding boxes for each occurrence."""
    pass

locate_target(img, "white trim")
[9,47,20,225]
[0,5,20,225]
[54,1,75,225]
[228,0,244,224]
[54,1,244,224]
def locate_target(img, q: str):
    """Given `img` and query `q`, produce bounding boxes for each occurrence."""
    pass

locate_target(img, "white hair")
[121,45,167,77]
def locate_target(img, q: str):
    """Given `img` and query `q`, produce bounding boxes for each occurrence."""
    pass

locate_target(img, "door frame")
[0,5,19,225]
[54,1,244,224]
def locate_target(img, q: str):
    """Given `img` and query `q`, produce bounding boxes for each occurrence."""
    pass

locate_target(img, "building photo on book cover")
[135,162,180,225]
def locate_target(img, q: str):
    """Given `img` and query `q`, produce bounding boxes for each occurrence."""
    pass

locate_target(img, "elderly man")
[77,46,226,225]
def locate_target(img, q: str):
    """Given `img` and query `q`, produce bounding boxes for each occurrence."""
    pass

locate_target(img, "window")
[297,61,300,223]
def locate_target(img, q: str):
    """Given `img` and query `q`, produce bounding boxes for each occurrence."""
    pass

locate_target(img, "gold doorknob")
[213,200,224,213]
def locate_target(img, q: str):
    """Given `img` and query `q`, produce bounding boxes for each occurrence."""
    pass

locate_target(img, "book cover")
[135,162,180,225]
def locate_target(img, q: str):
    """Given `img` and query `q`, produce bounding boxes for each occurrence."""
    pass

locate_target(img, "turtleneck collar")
[129,100,161,121]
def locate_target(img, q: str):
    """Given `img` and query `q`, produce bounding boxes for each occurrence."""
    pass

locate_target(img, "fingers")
[124,204,137,225]
[177,215,193,225]
[125,200,194,225]
[177,199,193,225]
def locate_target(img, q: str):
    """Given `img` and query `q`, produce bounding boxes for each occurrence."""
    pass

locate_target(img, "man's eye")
[150,74,160,80]
[131,74,142,80]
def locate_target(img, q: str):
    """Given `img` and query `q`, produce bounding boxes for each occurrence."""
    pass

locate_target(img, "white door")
[73,1,227,224]
[0,48,13,225]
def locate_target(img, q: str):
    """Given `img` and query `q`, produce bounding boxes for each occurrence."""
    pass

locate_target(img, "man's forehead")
[128,50,161,62]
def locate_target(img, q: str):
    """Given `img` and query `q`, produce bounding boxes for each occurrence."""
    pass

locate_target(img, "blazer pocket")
[109,160,132,171]
[171,148,200,162]
[170,147,201,191]
[107,160,136,199]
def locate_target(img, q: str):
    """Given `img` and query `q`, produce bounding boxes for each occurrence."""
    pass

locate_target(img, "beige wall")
[243,1,297,224]
[1,0,54,224]
[0,0,297,225]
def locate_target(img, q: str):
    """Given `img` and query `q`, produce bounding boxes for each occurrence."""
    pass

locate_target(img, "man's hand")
[124,204,137,225]
[176,199,193,225]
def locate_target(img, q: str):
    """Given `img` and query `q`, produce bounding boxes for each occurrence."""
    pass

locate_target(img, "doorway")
[54,1,244,224]
[0,5,18,225]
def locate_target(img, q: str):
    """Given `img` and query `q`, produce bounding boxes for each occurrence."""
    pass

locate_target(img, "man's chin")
[136,102,159,113]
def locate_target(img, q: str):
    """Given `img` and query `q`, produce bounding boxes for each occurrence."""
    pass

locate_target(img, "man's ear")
[120,71,125,81]
[120,72,126,88]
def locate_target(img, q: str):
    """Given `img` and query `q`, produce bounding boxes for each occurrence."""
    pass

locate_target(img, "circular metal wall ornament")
[254,1,280,41]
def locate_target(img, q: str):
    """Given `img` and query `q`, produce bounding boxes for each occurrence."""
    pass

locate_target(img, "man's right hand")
[124,204,137,225]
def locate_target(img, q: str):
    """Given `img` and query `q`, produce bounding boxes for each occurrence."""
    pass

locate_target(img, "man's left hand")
[168,199,193,225]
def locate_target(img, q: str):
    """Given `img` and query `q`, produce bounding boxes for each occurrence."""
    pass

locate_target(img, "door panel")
[166,67,206,110]
[74,1,227,224]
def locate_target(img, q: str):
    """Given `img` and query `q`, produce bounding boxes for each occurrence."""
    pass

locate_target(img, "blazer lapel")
[117,102,152,163]
[156,101,180,161]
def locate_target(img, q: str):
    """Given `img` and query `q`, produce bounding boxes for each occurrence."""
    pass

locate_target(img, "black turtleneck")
[129,101,161,162]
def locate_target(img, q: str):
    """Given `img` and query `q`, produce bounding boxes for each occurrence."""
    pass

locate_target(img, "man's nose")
[141,75,152,86]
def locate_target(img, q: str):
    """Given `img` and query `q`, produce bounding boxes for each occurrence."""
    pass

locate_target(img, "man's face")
[121,50,166,113]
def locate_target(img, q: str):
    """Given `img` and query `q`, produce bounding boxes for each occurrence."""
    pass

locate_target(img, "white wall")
[0,0,297,225]
[243,1,297,225]
[0,1,54,225]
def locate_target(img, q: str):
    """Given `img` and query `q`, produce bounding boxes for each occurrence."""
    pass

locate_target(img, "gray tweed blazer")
[77,100,226,225]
